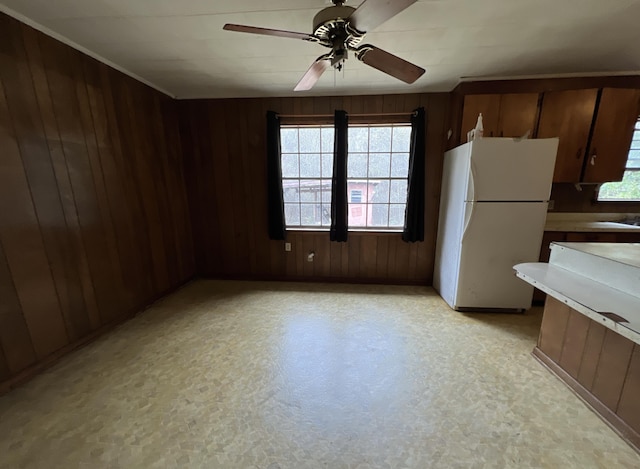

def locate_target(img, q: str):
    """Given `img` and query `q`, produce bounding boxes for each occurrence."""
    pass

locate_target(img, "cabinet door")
[460,94,500,141]
[582,88,640,183]
[537,89,598,182]
[498,93,540,138]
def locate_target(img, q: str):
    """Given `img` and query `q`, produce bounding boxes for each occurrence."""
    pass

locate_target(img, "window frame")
[279,119,412,233]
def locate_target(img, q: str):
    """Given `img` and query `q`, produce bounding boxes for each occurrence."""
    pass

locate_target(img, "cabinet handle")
[591,153,597,166]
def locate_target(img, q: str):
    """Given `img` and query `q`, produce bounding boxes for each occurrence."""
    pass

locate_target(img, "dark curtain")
[402,107,426,242]
[330,110,349,242]
[266,110,286,240]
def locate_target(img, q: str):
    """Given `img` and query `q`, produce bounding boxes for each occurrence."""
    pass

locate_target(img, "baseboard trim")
[197,273,430,287]
[532,346,640,454]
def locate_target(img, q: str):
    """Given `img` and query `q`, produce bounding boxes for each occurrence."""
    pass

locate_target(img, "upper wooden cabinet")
[582,88,640,183]
[460,93,539,141]
[537,89,598,182]
[537,87,640,183]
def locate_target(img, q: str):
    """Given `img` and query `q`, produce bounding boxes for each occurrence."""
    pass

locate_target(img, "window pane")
[321,204,331,226]
[392,126,411,152]
[299,179,322,202]
[369,153,391,178]
[299,128,321,153]
[300,153,321,177]
[391,153,410,177]
[281,128,298,153]
[389,204,406,226]
[599,170,640,200]
[348,153,368,178]
[283,180,299,202]
[369,126,392,152]
[349,127,369,152]
[321,179,332,203]
[348,203,367,227]
[281,153,299,177]
[321,127,334,152]
[322,153,333,177]
[628,149,640,168]
[300,204,320,226]
[370,180,389,203]
[390,180,408,203]
[371,204,389,226]
[350,189,363,203]
[285,204,300,225]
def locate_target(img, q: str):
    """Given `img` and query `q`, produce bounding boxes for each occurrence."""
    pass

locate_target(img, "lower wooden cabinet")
[536,297,640,450]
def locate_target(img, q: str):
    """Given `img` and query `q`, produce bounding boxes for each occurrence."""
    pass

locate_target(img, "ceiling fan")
[223,0,425,91]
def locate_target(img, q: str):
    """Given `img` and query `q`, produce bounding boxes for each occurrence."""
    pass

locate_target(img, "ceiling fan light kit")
[223,0,425,91]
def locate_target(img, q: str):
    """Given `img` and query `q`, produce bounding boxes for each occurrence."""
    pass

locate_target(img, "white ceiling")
[2,0,640,99]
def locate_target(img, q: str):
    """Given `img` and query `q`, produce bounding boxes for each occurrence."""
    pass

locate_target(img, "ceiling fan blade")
[356,45,425,84]
[348,0,417,32]
[294,56,331,92]
[223,24,315,41]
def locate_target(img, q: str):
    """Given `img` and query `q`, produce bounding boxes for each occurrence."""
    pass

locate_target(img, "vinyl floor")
[1,280,639,468]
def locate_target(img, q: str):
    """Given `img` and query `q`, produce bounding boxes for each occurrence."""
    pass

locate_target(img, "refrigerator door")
[454,201,548,310]
[466,138,559,202]
[433,142,472,305]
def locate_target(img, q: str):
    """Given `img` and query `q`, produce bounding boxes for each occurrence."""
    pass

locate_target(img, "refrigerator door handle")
[468,160,477,202]
[462,201,476,243]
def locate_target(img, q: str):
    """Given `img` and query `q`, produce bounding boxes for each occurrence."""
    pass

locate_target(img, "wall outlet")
[284,242,291,252]
[548,200,555,210]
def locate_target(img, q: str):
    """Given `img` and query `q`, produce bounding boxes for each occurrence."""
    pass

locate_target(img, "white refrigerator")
[433,138,559,311]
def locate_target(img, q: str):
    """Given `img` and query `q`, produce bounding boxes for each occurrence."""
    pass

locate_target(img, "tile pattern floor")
[0,280,639,468]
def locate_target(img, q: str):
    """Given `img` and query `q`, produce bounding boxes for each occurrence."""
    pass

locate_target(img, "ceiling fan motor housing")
[313,6,356,36]
[312,5,364,52]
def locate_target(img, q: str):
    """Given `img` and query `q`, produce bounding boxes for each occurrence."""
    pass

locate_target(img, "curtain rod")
[277,111,417,118]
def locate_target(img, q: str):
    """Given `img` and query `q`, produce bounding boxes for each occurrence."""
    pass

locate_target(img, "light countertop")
[515,241,640,343]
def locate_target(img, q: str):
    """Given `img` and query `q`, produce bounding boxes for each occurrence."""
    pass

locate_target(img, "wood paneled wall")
[178,93,450,284]
[0,14,194,390]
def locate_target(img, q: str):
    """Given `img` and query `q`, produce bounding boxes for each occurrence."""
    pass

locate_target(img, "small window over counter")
[598,117,640,201]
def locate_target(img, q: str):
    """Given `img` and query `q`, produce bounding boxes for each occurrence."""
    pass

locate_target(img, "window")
[597,118,640,201]
[281,126,334,228]
[280,123,411,230]
[347,124,411,229]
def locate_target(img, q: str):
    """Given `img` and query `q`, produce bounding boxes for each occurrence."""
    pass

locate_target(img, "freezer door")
[454,201,548,310]
[467,138,559,202]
